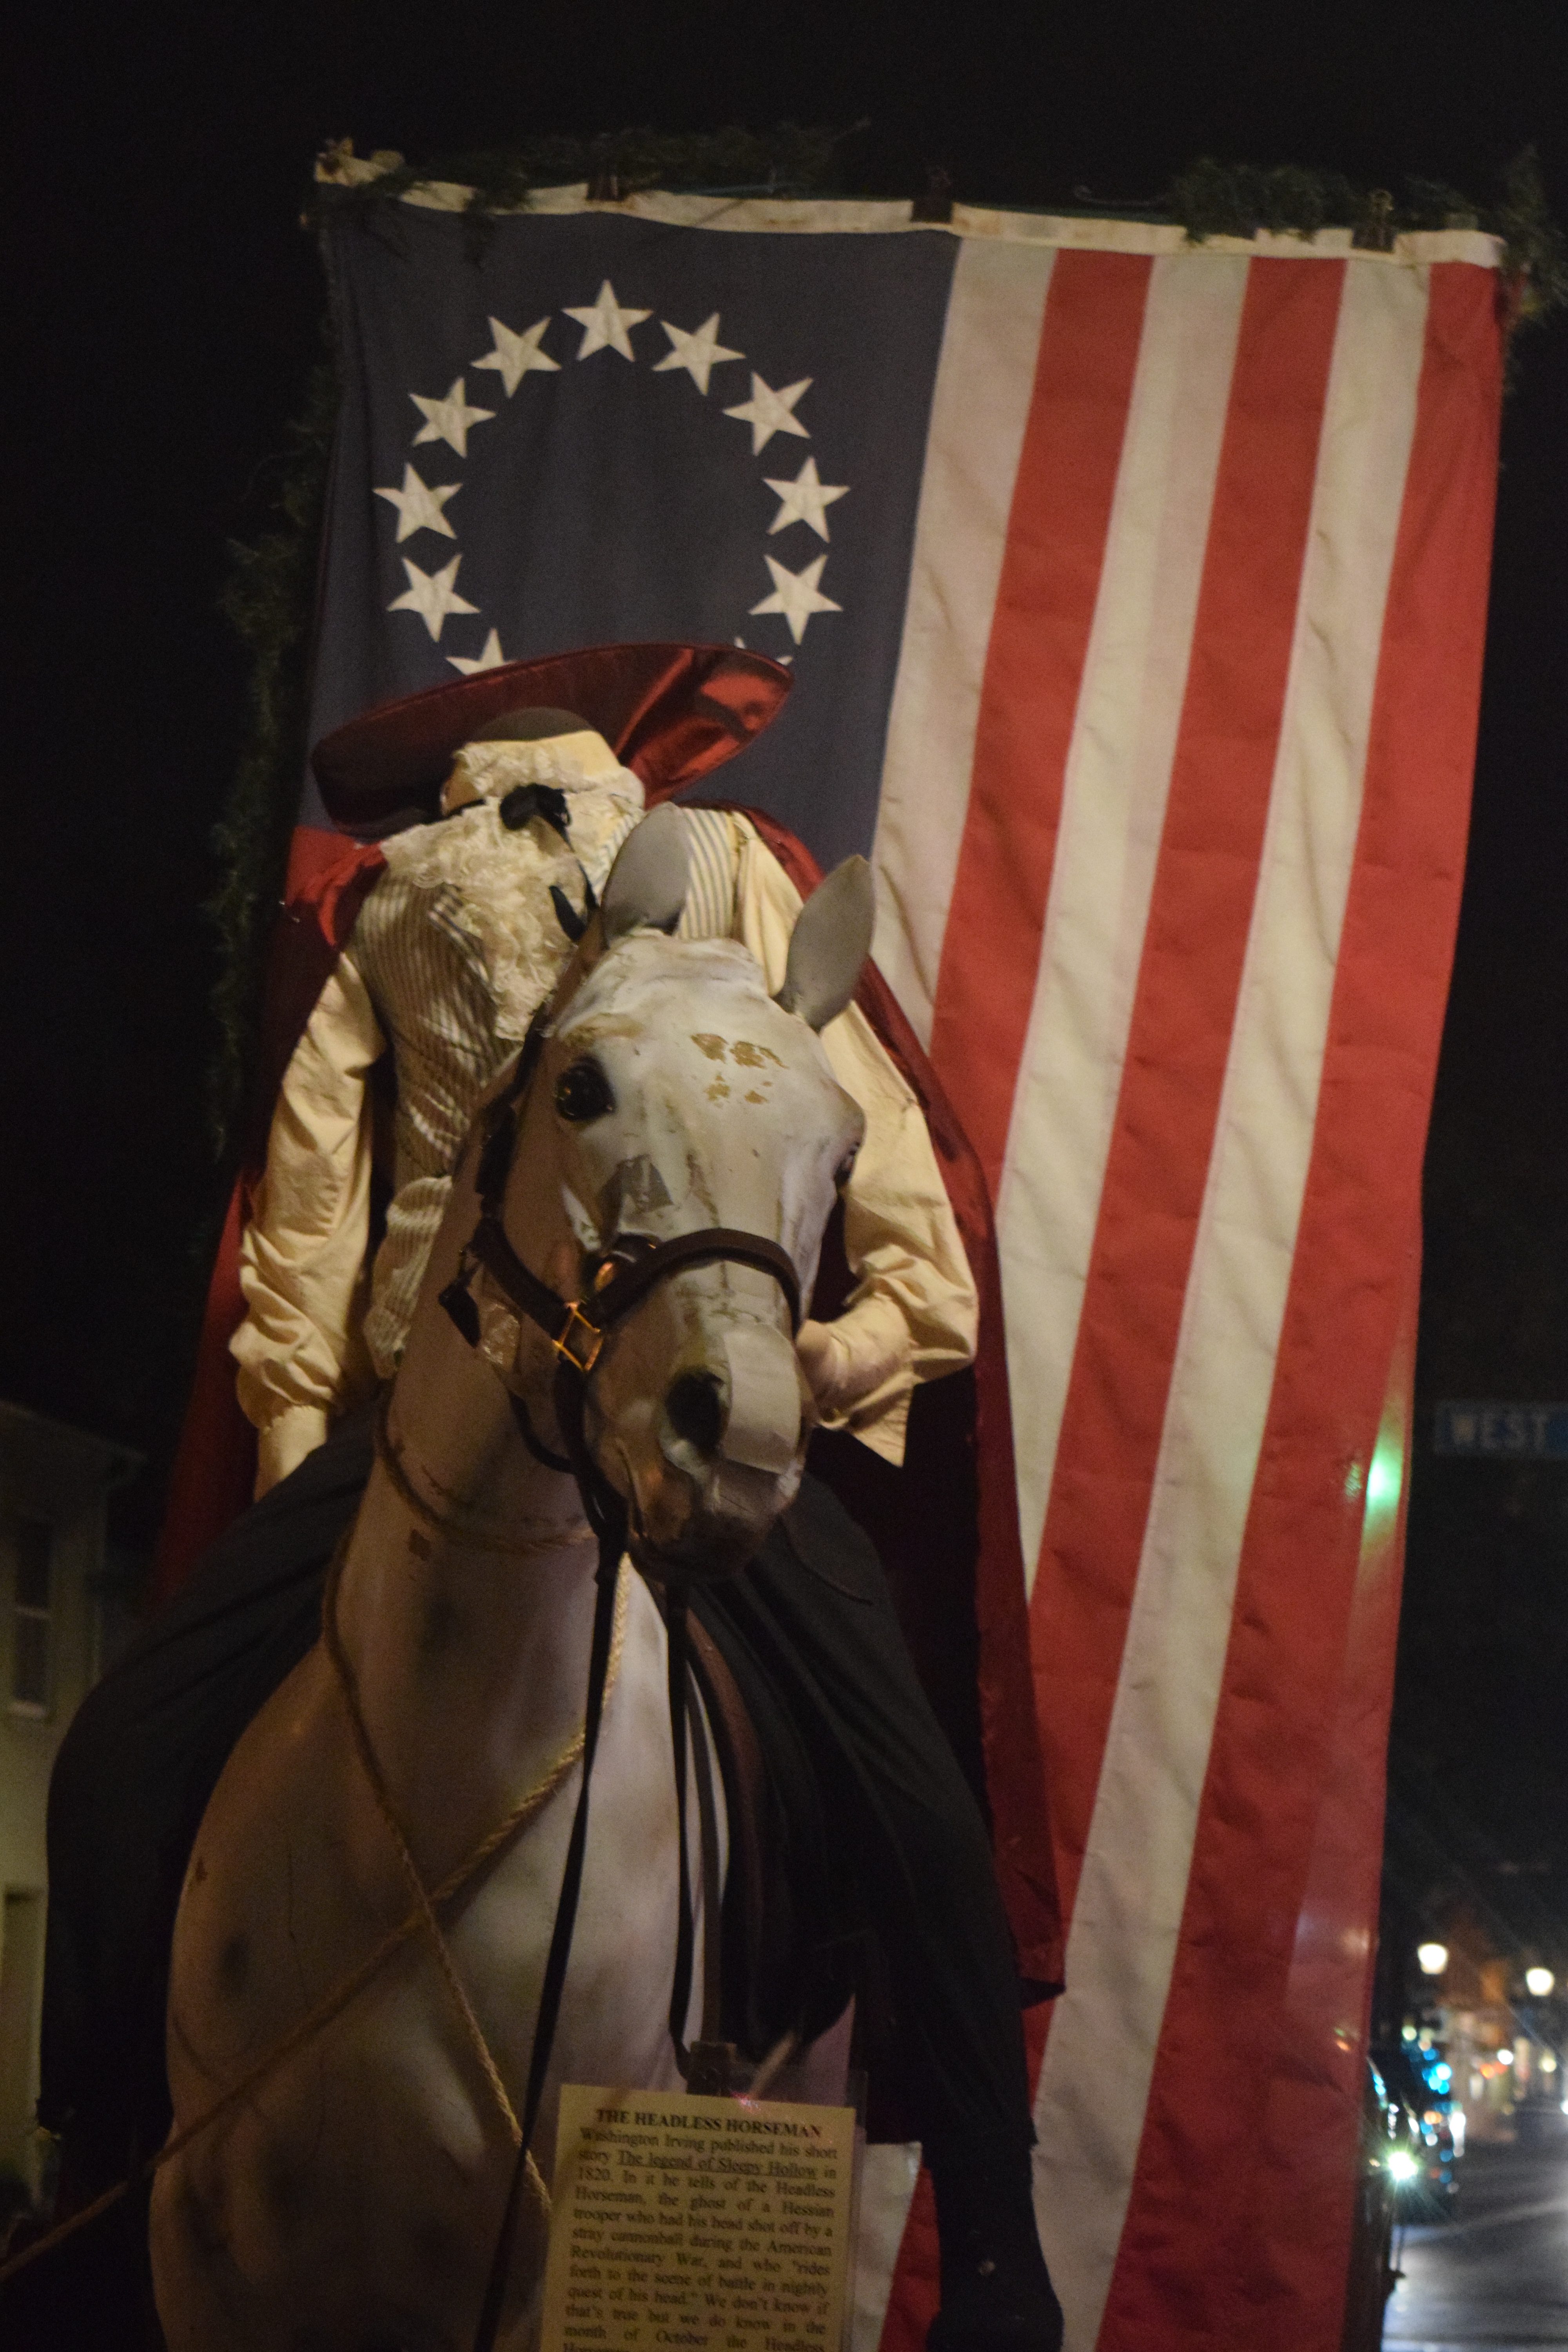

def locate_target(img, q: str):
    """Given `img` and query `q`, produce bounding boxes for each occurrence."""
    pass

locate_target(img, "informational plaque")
[541,2085,857,2352]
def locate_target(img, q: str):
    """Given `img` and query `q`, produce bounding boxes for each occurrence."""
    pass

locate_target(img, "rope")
[0,1544,631,2296]
[323,1538,627,2181]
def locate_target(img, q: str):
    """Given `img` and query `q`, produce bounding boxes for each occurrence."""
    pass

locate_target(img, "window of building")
[9,1518,54,1716]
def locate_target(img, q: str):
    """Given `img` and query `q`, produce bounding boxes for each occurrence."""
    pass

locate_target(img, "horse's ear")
[601,804,691,942]
[777,856,874,1032]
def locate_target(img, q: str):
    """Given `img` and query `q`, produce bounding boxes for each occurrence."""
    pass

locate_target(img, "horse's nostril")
[666,1372,724,1455]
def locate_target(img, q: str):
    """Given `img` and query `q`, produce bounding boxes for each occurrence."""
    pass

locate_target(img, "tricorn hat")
[312,642,792,827]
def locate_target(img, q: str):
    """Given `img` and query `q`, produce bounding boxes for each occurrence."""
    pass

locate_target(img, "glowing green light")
[1366,1438,1403,1519]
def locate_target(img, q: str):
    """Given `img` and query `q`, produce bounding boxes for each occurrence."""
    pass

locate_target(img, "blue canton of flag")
[309,203,958,868]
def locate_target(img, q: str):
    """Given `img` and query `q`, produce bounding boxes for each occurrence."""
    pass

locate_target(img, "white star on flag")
[723,373,811,454]
[410,377,495,457]
[764,455,849,541]
[448,629,508,675]
[388,554,479,641]
[472,314,560,395]
[564,281,652,361]
[374,463,460,544]
[653,313,743,395]
[749,552,841,644]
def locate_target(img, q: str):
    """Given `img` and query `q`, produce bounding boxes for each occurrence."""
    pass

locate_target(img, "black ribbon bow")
[498,781,572,839]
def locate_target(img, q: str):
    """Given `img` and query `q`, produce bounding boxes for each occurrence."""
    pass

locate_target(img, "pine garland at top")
[1164,147,1566,316]
[203,137,1564,1159]
[304,124,856,258]
[313,120,853,208]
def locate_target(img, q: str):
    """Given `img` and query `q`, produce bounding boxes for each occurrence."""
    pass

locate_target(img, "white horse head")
[486,806,872,1579]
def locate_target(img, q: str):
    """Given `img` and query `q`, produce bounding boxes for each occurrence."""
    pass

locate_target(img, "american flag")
[305,168,1506,2350]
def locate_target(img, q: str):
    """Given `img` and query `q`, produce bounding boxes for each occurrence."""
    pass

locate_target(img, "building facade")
[0,1399,138,2204]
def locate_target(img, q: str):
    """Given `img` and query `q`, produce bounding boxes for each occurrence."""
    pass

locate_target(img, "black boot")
[926,2143,1064,2352]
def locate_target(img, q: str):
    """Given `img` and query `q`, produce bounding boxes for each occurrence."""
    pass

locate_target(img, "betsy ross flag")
[304,166,1506,2350]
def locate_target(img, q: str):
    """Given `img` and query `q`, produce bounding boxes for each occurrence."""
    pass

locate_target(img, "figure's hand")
[796,1297,909,1416]
[796,1321,852,1411]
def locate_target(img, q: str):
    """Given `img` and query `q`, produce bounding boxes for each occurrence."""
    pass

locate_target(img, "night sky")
[7,2,1568,1924]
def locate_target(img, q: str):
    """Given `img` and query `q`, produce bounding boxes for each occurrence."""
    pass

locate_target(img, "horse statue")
[147,808,871,2348]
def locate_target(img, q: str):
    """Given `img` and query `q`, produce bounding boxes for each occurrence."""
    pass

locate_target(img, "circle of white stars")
[374,279,851,670]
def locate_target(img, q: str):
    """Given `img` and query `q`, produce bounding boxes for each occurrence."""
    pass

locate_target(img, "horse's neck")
[334,1237,599,1859]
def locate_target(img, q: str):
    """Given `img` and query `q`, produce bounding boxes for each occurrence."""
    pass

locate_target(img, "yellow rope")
[0,1543,632,2292]
[323,1539,628,2205]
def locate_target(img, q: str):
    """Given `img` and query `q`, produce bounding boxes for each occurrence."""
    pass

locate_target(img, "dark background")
[6,2,1567,1947]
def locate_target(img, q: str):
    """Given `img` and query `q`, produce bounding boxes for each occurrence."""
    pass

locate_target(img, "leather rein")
[438,1002,804,2352]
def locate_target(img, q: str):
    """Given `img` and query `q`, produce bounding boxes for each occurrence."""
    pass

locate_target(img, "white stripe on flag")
[995,252,1250,1581]
[1031,259,1433,2350]
[849,2143,921,2352]
[872,239,1055,1046]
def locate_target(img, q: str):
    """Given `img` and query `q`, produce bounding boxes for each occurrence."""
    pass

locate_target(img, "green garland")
[207,352,338,1156]
[206,139,1564,1154]
[304,124,857,260]
[1165,147,1566,317]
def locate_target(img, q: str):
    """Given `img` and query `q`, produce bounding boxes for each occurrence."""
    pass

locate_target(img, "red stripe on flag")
[928,250,1151,1196]
[1099,262,1504,2349]
[1028,257,1348,1927]
[1259,1239,1416,2346]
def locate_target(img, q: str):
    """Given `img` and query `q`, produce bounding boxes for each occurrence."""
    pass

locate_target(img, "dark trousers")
[39,1418,1031,2195]
[690,1475,1031,2163]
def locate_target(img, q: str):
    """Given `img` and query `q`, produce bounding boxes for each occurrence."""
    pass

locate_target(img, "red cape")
[154,812,1063,1997]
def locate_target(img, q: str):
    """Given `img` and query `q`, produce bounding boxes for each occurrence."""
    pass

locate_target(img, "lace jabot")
[379,740,645,1042]
[442,734,645,809]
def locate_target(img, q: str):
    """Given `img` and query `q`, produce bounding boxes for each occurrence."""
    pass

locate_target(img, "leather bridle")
[441,1003,802,1502]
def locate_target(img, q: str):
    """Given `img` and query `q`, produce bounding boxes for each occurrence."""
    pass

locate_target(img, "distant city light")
[1498,2048,1515,2065]
[1542,2052,1559,2075]
[1416,1941,1449,1976]
[1387,2149,1420,2182]
[1526,1966,1555,1997]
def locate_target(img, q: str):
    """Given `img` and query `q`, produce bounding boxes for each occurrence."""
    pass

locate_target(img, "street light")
[1416,1941,1449,1977]
[1526,1966,1555,1998]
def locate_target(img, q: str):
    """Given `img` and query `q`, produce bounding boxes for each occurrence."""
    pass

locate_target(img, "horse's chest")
[155,1595,719,2346]
[165,1623,705,2164]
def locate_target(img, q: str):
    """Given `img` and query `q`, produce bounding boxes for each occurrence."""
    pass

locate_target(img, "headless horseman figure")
[39,660,1063,2352]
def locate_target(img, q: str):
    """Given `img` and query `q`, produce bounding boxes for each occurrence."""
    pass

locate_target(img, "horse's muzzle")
[611,1320,806,1579]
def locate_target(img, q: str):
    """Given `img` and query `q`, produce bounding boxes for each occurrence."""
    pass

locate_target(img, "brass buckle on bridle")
[552,1300,606,1378]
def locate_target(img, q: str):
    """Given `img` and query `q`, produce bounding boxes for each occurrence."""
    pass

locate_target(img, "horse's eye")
[554,1059,615,1123]
[835,1151,858,1190]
